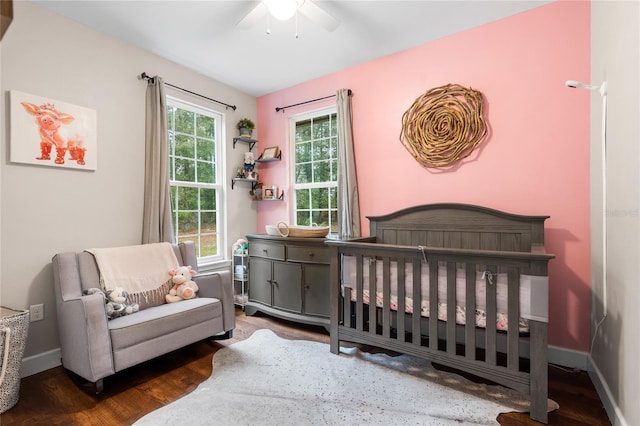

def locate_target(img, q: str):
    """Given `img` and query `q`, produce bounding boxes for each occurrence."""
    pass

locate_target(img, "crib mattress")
[341,256,545,333]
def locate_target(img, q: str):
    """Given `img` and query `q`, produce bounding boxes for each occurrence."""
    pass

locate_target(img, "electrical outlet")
[30,304,44,322]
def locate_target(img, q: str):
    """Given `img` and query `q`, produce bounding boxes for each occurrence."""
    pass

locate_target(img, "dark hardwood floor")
[1,308,610,425]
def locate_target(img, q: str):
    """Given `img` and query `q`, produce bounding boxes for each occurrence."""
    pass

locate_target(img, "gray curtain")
[336,89,361,238]
[142,76,174,244]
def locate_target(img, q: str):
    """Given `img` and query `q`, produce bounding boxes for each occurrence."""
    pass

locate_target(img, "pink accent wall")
[256,1,591,351]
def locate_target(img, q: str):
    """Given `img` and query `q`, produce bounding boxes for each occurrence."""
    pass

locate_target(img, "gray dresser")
[244,234,331,329]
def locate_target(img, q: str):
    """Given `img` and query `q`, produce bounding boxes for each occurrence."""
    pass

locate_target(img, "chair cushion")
[108,297,221,350]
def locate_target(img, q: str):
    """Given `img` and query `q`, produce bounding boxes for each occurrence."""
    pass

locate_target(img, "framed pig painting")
[10,90,97,170]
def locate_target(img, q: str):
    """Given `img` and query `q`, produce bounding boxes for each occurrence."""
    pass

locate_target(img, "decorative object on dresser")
[400,84,488,169]
[265,222,330,238]
[245,234,332,329]
[326,203,554,424]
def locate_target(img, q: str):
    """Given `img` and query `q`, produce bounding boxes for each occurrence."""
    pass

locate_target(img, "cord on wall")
[565,79,608,355]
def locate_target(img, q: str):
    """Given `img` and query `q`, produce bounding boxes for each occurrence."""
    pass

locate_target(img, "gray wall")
[590,1,640,425]
[0,1,258,365]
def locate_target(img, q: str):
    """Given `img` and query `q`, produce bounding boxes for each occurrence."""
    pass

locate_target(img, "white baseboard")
[548,344,589,370]
[588,356,627,426]
[20,348,61,378]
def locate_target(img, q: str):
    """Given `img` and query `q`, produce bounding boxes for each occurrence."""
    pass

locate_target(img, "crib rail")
[326,240,553,418]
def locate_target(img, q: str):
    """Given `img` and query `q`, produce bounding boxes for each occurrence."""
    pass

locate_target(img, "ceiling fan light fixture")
[265,0,300,21]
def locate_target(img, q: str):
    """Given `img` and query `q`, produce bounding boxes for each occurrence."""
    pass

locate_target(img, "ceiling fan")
[237,0,340,32]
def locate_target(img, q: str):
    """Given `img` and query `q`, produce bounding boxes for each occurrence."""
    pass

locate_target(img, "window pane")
[196,115,215,138]
[295,163,312,184]
[311,187,328,209]
[176,186,198,210]
[197,138,214,162]
[296,120,311,142]
[296,189,310,209]
[329,187,337,208]
[312,139,330,161]
[175,109,194,134]
[197,161,215,184]
[201,211,216,232]
[312,160,331,182]
[311,210,329,226]
[175,158,195,181]
[200,233,217,257]
[331,158,337,181]
[297,210,310,226]
[177,211,198,233]
[313,115,331,139]
[201,188,217,210]
[295,141,311,163]
[175,134,195,158]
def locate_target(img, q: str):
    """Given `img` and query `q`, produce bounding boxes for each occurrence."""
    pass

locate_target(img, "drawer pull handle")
[309,252,314,257]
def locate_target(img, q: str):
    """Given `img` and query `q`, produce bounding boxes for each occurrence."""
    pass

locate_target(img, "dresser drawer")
[249,242,285,260]
[287,245,330,264]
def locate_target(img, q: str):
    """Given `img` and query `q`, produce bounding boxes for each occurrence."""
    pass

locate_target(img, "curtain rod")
[275,89,352,113]
[139,72,237,111]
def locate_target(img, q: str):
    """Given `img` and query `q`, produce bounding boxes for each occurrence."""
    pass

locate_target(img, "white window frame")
[167,95,226,266]
[289,106,338,233]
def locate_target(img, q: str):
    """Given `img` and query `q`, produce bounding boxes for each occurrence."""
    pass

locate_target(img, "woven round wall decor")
[400,83,487,169]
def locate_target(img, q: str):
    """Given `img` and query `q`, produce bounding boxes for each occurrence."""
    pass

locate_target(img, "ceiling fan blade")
[298,0,340,32]
[237,2,267,29]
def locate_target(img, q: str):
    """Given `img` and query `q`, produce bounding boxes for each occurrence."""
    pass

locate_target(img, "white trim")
[20,348,61,378]
[588,355,626,426]
[548,344,589,370]
[166,96,227,263]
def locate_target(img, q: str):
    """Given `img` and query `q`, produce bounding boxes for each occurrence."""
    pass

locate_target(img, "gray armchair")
[52,241,235,392]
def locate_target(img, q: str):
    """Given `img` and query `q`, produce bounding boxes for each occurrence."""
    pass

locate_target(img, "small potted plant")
[236,118,255,137]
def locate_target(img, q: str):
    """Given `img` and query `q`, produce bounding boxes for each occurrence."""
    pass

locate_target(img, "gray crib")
[326,203,554,423]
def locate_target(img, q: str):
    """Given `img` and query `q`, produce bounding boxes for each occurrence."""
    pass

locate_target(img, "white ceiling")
[30,0,550,97]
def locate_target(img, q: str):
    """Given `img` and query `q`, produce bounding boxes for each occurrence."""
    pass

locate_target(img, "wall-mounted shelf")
[233,136,257,151]
[260,192,285,201]
[231,177,260,191]
[255,151,282,163]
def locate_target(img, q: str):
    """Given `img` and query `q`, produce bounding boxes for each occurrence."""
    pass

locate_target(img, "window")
[167,97,225,262]
[292,109,338,234]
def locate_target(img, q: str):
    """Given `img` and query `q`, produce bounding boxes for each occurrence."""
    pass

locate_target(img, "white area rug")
[135,329,550,425]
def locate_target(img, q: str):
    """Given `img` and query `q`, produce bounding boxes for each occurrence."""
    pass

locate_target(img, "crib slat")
[356,254,364,332]
[382,257,391,338]
[412,261,421,346]
[507,267,520,370]
[368,257,376,335]
[465,263,476,360]
[446,262,456,354]
[428,261,438,350]
[485,266,497,366]
[397,258,406,342]
[343,284,352,328]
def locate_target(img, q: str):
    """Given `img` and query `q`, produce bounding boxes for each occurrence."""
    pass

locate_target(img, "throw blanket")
[86,242,180,309]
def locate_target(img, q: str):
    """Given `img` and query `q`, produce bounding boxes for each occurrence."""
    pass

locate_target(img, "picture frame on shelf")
[259,146,280,160]
[263,185,277,200]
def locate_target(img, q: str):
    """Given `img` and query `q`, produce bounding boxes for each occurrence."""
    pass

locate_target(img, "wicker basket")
[265,223,329,238]
[0,307,29,414]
